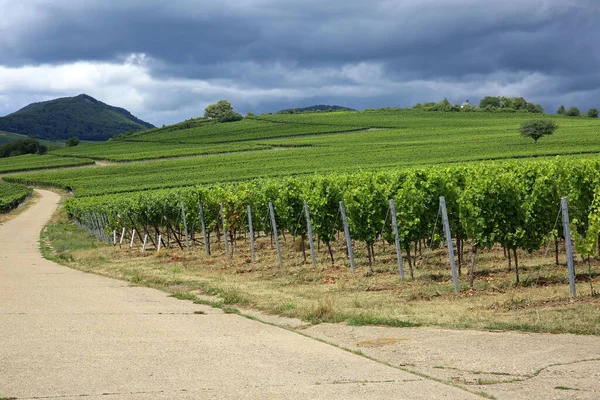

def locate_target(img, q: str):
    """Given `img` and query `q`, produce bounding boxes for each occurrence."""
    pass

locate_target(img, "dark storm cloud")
[1,0,599,123]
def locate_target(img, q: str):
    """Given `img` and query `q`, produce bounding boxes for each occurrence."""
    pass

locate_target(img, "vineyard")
[117,119,365,143]
[46,110,600,163]
[5,109,599,334]
[0,154,95,174]
[64,157,600,291]
[51,119,365,161]
[3,109,599,194]
[0,181,33,213]
[50,140,277,162]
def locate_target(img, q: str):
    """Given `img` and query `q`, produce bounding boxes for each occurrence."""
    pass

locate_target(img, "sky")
[0,0,598,126]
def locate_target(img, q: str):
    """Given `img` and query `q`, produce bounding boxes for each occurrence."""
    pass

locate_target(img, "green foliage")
[204,100,243,123]
[421,98,453,112]
[574,186,600,258]
[519,120,558,143]
[62,157,600,279]
[480,97,501,108]
[274,177,308,239]
[65,136,80,147]
[343,173,389,266]
[0,154,94,174]
[415,96,543,113]
[587,108,599,118]
[0,181,32,213]
[557,105,566,115]
[305,175,345,246]
[0,94,154,141]
[459,170,527,251]
[565,106,581,117]
[0,138,47,158]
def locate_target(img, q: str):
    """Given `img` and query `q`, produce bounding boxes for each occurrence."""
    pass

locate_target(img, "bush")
[565,106,581,117]
[587,108,599,118]
[65,137,80,147]
[217,110,243,123]
[519,120,558,143]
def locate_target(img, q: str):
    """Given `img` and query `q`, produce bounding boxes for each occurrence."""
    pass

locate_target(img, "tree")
[565,106,581,117]
[66,136,80,147]
[480,96,501,108]
[557,105,566,115]
[499,96,514,109]
[527,103,544,113]
[512,97,527,110]
[519,120,558,144]
[204,100,243,123]
[0,138,46,158]
[587,108,599,118]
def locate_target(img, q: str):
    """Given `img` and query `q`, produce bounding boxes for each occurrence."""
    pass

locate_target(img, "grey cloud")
[0,0,599,124]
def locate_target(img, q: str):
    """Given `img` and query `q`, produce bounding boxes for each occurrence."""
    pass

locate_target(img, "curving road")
[0,190,480,399]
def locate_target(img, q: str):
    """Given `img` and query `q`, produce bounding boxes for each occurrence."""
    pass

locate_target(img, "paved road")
[0,190,479,399]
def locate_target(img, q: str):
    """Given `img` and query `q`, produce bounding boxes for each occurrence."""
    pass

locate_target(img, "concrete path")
[0,190,480,399]
[306,324,600,400]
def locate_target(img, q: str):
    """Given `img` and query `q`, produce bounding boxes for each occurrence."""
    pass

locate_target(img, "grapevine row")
[0,182,33,213]
[64,157,600,284]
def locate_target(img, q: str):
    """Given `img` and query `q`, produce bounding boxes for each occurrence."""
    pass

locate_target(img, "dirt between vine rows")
[1,189,599,399]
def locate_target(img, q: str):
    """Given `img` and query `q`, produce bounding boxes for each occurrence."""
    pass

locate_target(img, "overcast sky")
[0,0,598,126]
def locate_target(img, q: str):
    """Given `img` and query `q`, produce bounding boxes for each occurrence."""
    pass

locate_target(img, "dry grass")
[355,338,408,347]
[0,191,41,225]
[43,207,600,335]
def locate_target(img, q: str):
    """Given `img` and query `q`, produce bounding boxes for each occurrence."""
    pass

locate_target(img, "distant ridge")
[277,104,356,114]
[0,94,155,141]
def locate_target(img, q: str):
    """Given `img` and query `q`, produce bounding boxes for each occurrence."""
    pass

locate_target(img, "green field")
[119,118,365,143]
[0,154,96,174]
[6,110,600,196]
[51,118,364,161]
[48,110,600,164]
[50,140,277,161]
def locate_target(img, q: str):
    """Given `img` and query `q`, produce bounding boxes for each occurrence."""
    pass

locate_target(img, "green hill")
[0,94,155,141]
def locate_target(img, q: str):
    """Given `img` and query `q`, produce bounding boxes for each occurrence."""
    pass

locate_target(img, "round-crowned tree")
[519,120,558,144]
[204,100,243,122]
[565,106,581,117]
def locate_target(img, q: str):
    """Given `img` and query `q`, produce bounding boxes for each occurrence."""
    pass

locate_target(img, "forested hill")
[0,94,155,141]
